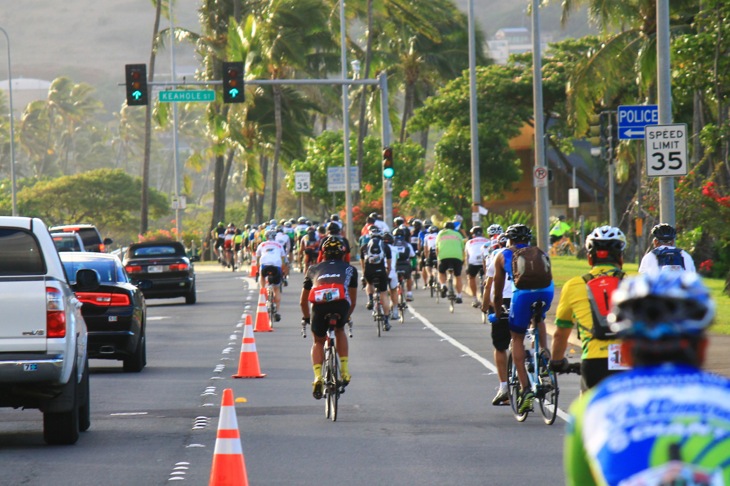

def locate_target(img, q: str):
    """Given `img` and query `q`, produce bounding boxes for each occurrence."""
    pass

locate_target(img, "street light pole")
[531,0,549,249]
[340,0,356,250]
[0,27,17,216]
[467,0,481,228]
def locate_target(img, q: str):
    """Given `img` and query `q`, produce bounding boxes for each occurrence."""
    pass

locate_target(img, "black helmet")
[470,226,483,237]
[383,232,394,244]
[394,216,405,226]
[444,221,455,230]
[393,227,407,239]
[651,223,676,242]
[506,224,531,242]
[429,226,439,233]
[326,221,341,234]
[369,212,379,220]
[413,219,422,230]
[298,216,306,224]
[321,236,346,260]
[317,225,326,235]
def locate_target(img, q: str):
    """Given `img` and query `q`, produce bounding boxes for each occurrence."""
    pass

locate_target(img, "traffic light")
[382,146,394,179]
[222,61,244,103]
[125,64,148,106]
[588,112,608,160]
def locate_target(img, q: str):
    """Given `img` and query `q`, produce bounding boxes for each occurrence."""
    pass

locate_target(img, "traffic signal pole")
[656,0,675,226]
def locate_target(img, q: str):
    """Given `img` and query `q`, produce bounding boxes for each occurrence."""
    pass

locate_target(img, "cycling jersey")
[486,247,513,301]
[565,364,730,486]
[554,264,624,361]
[465,236,489,265]
[274,232,291,254]
[303,259,358,305]
[435,229,464,260]
[256,240,286,267]
[639,246,696,274]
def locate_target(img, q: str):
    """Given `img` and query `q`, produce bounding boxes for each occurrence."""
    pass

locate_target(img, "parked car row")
[0,218,196,445]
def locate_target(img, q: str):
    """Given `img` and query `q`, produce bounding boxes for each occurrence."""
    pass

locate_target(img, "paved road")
[0,263,583,485]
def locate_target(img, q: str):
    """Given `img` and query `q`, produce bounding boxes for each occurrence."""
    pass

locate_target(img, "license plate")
[148,265,163,273]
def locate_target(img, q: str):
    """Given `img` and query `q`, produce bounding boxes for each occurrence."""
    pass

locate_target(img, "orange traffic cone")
[232,316,266,378]
[249,262,258,278]
[253,288,273,333]
[209,388,248,486]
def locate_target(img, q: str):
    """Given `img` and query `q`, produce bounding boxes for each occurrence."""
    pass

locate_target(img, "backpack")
[582,269,625,340]
[652,247,685,270]
[366,237,384,264]
[511,246,552,290]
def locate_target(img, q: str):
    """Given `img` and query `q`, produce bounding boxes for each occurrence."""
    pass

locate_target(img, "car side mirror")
[75,269,100,291]
[135,280,153,290]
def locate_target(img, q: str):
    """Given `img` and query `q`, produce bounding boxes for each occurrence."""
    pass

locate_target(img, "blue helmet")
[609,272,715,340]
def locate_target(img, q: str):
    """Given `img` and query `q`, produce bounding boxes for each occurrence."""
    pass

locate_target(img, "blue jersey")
[566,363,730,485]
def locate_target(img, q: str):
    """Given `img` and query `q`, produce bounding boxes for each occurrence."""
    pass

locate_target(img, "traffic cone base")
[233,317,266,378]
[209,389,248,486]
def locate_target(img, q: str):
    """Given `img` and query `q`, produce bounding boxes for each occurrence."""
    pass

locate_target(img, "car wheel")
[123,334,146,372]
[43,365,80,445]
[185,285,197,305]
[78,359,91,432]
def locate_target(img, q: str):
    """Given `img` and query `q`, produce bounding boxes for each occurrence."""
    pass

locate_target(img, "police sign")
[617,105,658,140]
[644,124,688,177]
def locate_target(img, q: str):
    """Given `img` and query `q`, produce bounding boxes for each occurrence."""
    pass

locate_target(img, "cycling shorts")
[216,238,225,250]
[311,300,350,338]
[580,357,623,393]
[364,268,389,292]
[438,258,463,277]
[491,298,511,351]
[466,264,483,278]
[427,252,438,267]
[395,263,412,280]
[508,283,554,334]
[224,239,233,250]
[260,265,282,285]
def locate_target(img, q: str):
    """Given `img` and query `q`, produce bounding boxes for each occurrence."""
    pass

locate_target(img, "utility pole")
[531,0,549,249]
[656,0,675,225]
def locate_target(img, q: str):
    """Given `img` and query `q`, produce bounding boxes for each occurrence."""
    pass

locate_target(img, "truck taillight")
[46,287,67,338]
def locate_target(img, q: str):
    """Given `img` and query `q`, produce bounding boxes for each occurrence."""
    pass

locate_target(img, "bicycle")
[264,273,277,327]
[429,272,439,300]
[395,270,408,324]
[371,278,386,337]
[445,268,457,313]
[549,235,578,257]
[507,300,559,425]
[321,313,348,422]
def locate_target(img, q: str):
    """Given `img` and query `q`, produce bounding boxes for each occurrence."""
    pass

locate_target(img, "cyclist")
[222,223,236,268]
[435,221,465,303]
[564,272,730,486]
[317,221,351,263]
[422,225,439,289]
[550,226,628,391]
[464,226,489,308]
[392,227,415,302]
[490,224,554,413]
[300,237,358,399]
[211,222,226,263]
[639,223,696,273]
[360,226,393,331]
[255,229,287,322]
[329,213,343,231]
[273,226,292,284]
[480,231,511,405]
[233,228,243,270]
[549,215,571,245]
[299,226,320,273]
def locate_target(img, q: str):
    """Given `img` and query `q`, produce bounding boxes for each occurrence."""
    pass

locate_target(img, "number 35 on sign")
[644,123,688,178]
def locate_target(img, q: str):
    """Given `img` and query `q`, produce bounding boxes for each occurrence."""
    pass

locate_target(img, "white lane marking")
[110,412,149,416]
[408,306,572,423]
[147,316,171,321]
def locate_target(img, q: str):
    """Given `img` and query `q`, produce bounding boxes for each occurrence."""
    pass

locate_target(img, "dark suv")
[49,224,113,252]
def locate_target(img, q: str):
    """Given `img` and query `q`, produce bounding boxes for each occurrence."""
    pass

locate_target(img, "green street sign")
[159,90,216,103]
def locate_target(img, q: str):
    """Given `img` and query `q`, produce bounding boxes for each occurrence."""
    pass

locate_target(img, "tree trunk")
[141,0,163,234]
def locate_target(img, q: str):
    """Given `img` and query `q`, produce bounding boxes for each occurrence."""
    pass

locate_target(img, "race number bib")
[313,288,341,303]
[607,343,631,370]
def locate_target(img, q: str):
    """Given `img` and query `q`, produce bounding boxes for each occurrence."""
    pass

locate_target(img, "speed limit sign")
[644,124,688,177]
[294,171,311,192]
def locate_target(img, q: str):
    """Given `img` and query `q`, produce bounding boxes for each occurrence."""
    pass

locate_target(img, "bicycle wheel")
[267,289,276,327]
[430,280,435,298]
[325,343,339,422]
[398,285,406,323]
[537,349,559,425]
[507,352,528,422]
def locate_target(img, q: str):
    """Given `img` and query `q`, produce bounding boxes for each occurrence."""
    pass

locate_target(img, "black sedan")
[60,252,147,372]
[122,241,196,304]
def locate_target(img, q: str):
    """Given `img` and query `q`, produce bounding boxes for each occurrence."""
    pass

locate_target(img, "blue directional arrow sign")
[617,105,658,140]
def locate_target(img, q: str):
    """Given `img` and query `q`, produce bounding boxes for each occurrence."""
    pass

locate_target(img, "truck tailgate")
[0,278,48,352]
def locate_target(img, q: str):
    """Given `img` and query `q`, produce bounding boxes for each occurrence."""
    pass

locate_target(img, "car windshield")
[62,259,120,284]
[132,245,181,257]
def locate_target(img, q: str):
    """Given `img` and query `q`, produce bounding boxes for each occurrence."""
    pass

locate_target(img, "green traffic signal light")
[382,146,394,179]
[222,61,244,104]
[125,64,148,106]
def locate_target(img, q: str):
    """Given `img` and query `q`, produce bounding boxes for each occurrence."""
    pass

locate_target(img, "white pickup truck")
[0,217,92,444]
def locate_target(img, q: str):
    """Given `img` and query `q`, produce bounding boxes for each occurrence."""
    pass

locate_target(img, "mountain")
[0,0,592,109]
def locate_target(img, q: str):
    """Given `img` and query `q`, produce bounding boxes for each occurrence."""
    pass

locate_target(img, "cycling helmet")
[394,216,405,226]
[487,224,504,237]
[454,214,463,222]
[429,225,439,233]
[330,214,340,221]
[298,217,307,224]
[317,225,327,235]
[265,230,277,240]
[470,226,483,237]
[585,225,627,255]
[393,227,406,239]
[609,272,715,340]
[444,221,456,230]
[279,219,286,225]
[383,232,394,244]
[412,219,422,230]
[369,226,382,237]
[227,222,235,228]
[424,219,432,227]
[498,233,508,246]
[408,217,415,225]
[321,236,346,260]
[269,219,277,226]
[326,221,341,234]
[284,222,292,228]
[289,218,296,224]
[506,224,531,242]
[276,225,283,232]
[651,223,677,242]
[369,212,379,220]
